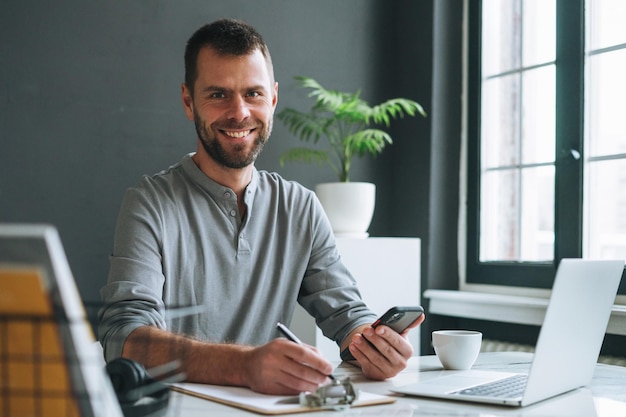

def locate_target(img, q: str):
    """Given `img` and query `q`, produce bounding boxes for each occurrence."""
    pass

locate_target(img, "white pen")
[276,322,336,380]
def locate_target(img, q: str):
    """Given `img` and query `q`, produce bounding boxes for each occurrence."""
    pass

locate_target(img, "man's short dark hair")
[184,19,273,94]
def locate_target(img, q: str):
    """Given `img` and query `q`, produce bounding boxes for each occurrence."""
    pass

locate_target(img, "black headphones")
[106,358,170,417]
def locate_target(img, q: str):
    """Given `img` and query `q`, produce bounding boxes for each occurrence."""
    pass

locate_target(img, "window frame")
[465,0,625,293]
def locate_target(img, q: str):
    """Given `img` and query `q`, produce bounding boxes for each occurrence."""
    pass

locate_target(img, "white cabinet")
[291,237,421,361]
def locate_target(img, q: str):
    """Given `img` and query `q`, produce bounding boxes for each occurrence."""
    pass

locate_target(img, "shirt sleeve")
[97,184,167,362]
[297,193,377,346]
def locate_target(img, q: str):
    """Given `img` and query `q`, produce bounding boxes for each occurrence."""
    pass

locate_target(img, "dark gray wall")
[0,1,433,325]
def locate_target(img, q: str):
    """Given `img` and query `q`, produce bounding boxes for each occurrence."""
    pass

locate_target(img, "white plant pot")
[315,182,376,238]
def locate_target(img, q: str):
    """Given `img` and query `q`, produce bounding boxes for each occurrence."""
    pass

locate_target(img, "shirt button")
[224,191,231,199]
[229,209,237,217]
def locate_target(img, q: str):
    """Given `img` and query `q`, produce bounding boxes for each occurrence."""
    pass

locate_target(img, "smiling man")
[98,19,423,395]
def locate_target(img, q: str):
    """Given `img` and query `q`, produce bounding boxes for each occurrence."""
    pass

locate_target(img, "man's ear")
[271,81,279,112]
[181,83,195,121]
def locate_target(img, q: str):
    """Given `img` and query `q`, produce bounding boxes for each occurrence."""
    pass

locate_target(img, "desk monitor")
[0,223,122,417]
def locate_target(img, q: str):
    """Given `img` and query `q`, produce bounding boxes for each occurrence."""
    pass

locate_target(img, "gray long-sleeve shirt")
[98,154,376,362]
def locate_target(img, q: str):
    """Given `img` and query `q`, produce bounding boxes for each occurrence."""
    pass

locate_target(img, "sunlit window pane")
[481,169,520,261]
[480,166,554,262]
[522,66,556,164]
[521,166,554,261]
[522,0,556,66]
[482,0,521,76]
[585,159,626,259]
[586,50,626,156]
[482,75,521,168]
[588,0,626,50]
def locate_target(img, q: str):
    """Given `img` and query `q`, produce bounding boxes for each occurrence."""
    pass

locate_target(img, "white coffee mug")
[432,330,482,370]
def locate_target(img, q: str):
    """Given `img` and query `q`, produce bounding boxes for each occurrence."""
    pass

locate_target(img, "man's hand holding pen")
[241,325,335,395]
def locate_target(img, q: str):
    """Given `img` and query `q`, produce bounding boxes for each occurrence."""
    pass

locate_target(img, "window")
[467,0,626,291]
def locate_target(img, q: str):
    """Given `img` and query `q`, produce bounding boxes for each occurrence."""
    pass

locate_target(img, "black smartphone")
[340,306,424,361]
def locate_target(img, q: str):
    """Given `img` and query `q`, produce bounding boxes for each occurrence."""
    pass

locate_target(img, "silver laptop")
[393,259,624,407]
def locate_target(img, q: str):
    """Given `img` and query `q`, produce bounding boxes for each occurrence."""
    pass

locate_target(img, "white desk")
[165,352,626,416]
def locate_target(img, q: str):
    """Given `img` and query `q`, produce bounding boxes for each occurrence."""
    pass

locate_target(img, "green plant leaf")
[345,129,393,157]
[276,108,326,143]
[295,76,347,112]
[370,99,427,126]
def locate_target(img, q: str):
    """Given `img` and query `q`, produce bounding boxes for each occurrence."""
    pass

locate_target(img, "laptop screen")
[0,223,122,417]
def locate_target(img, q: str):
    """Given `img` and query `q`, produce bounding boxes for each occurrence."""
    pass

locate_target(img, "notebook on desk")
[392,259,625,407]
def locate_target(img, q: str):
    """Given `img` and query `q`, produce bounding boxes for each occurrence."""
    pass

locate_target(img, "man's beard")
[194,111,271,169]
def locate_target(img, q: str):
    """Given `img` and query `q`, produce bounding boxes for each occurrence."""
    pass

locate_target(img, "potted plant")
[277,76,426,237]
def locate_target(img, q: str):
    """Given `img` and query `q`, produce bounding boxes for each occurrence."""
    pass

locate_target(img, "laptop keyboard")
[453,374,528,398]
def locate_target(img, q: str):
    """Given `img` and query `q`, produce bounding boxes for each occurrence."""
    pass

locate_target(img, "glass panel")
[585,159,626,259]
[482,74,521,169]
[482,0,521,76]
[586,50,626,156]
[588,0,626,50]
[522,66,556,164]
[522,0,556,67]
[521,166,555,260]
[481,169,520,261]
[585,0,626,263]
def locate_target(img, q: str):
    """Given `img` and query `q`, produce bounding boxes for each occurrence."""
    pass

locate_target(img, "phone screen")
[372,306,424,333]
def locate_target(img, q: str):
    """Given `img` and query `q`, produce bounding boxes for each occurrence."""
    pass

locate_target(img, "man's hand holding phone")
[340,306,425,380]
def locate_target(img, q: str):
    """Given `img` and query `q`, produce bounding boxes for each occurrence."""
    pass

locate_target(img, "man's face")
[182,46,278,169]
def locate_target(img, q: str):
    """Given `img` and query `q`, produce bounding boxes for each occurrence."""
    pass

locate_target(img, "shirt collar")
[181,153,259,206]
